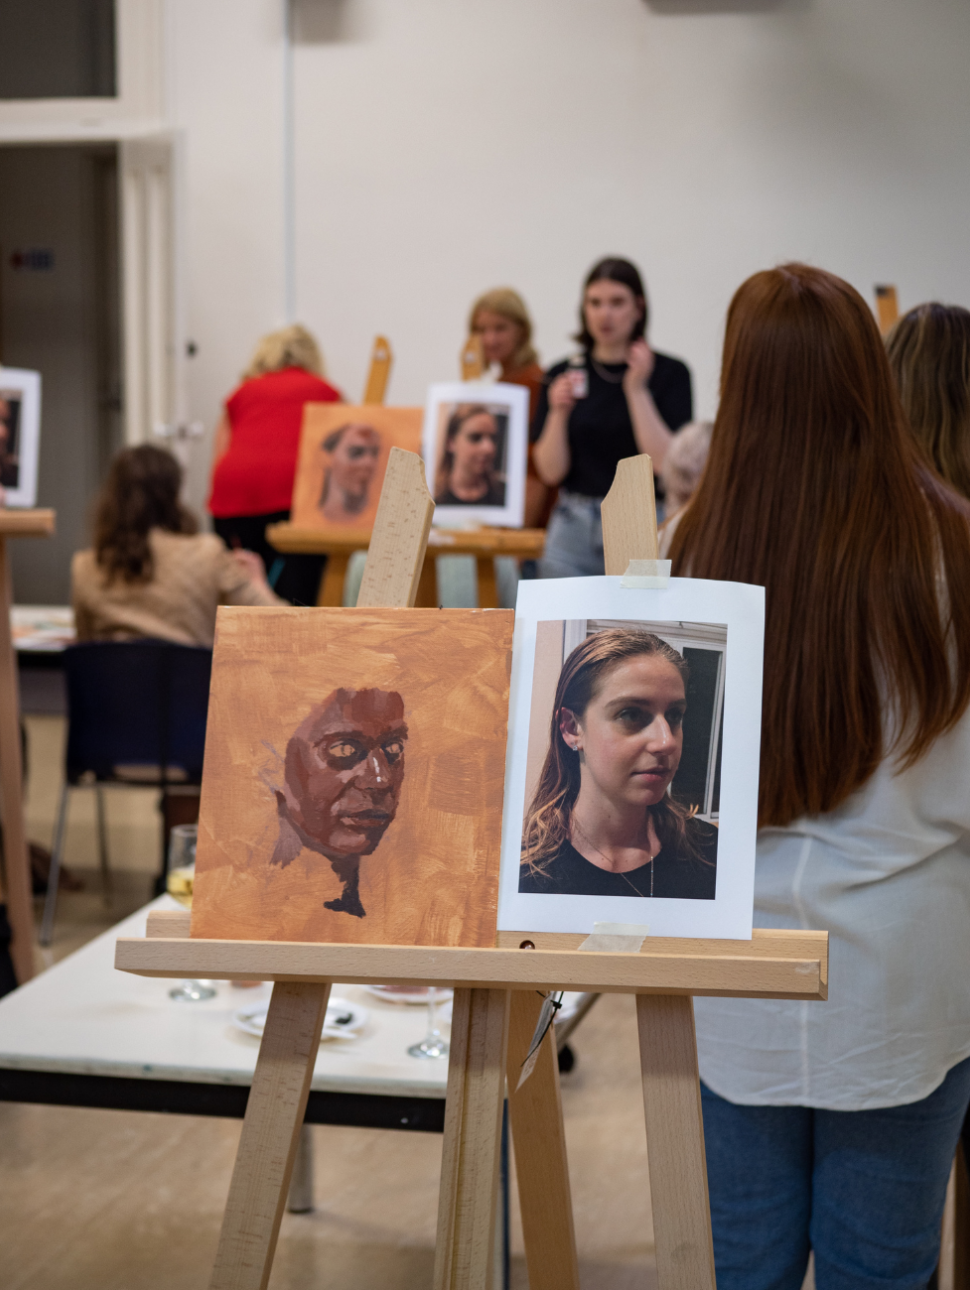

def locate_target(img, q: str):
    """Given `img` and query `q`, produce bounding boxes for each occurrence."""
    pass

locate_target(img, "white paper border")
[0,367,41,509]
[422,381,528,528]
[497,577,765,940]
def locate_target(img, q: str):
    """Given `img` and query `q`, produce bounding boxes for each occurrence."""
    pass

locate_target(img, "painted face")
[582,280,643,349]
[560,655,685,809]
[328,425,381,497]
[451,412,497,479]
[472,309,522,367]
[283,688,407,857]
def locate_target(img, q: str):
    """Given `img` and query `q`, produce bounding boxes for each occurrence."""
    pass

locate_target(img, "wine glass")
[407,987,449,1060]
[166,824,216,1003]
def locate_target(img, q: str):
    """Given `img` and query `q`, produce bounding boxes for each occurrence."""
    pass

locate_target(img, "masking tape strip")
[578,921,651,953]
[620,558,671,589]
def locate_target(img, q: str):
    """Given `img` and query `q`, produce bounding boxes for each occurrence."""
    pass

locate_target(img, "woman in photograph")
[885,302,970,499]
[532,256,692,577]
[207,324,342,604]
[317,422,382,523]
[665,264,970,1290]
[468,287,550,527]
[434,404,506,507]
[520,628,717,898]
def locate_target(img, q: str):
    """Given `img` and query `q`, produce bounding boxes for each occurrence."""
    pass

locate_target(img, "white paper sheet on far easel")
[497,576,765,940]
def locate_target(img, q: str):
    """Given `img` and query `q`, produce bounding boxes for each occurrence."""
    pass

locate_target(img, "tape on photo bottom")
[578,922,650,953]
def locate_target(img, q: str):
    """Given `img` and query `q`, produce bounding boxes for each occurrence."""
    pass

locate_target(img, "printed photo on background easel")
[0,368,41,507]
[191,605,513,947]
[497,577,765,939]
[289,404,423,531]
[423,381,528,528]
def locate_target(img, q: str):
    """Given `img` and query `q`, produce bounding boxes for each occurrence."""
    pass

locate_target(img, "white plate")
[233,997,368,1042]
[361,985,453,1006]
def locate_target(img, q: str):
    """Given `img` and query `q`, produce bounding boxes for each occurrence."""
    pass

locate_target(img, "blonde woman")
[885,303,970,499]
[468,288,550,527]
[208,325,343,604]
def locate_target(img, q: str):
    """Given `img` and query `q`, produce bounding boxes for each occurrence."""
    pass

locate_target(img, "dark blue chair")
[40,640,212,945]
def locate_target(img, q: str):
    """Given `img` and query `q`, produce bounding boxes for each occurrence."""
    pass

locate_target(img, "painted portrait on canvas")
[191,606,513,947]
[289,405,423,531]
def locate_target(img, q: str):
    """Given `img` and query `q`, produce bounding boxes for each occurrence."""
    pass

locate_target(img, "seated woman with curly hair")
[73,444,283,648]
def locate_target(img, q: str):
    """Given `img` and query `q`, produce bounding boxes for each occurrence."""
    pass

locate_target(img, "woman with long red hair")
[667,264,970,1289]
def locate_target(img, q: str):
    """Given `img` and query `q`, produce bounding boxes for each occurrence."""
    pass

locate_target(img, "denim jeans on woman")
[539,492,605,578]
[700,1055,970,1290]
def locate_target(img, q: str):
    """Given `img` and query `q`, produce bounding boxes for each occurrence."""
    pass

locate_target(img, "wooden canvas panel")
[289,404,423,532]
[191,606,513,947]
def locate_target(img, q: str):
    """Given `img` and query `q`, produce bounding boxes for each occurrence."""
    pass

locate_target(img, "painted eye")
[327,742,360,759]
[382,740,405,763]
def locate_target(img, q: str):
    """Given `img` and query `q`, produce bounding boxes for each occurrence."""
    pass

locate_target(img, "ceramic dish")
[361,985,453,1006]
[233,997,368,1042]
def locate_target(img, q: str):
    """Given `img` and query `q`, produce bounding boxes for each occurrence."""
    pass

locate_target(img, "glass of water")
[407,987,449,1060]
[166,824,216,1003]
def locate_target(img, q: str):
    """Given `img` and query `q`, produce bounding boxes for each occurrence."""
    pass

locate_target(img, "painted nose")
[355,750,388,788]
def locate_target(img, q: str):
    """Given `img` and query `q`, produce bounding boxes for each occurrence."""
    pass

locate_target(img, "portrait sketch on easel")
[498,577,764,939]
[0,368,41,508]
[191,606,513,947]
[289,404,423,532]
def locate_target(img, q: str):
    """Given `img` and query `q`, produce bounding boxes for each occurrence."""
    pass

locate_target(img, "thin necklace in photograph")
[572,820,656,897]
[590,357,626,384]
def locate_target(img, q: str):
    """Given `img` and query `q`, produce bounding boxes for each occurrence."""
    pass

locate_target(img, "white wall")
[169,0,970,510]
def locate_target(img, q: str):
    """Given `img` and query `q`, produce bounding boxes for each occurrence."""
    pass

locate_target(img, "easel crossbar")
[116,934,826,999]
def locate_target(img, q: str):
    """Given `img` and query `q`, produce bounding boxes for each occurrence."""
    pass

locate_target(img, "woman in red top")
[208,325,342,604]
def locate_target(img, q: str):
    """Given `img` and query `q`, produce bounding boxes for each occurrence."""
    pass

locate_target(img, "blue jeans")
[539,492,604,578]
[701,1058,970,1290]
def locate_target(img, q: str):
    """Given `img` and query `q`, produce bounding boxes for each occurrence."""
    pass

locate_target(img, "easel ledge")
[119,911,827,1000]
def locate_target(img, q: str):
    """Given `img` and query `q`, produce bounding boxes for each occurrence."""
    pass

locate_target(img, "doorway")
[0,142,122,604]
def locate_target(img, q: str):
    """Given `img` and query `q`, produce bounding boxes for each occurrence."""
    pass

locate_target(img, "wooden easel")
[875,285,900,336]
[461,334,485,381]
[0,508,55,984]
[363,334,393,404]
[116,451,828,1290]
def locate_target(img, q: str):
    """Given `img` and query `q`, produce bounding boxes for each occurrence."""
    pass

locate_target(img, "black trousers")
[213,511,326,608]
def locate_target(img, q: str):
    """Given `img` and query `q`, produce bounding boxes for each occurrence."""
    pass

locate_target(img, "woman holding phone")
[532,257,692,577]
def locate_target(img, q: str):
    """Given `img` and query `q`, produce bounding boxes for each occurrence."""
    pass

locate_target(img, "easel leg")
[317,553,350,606]
[636,994,716,1290]
[506,990,580,1290]
[209,980,330,1290]
[475,557,499,609]
[0,536,34,983]
[434,988,511,1290]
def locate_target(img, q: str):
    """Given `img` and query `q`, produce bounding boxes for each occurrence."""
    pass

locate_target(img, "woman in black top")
[520,627,717,900]
[532,257,692,577]
[434,405,506,507]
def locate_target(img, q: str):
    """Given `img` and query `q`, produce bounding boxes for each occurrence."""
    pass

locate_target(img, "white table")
[0,896,448,1131]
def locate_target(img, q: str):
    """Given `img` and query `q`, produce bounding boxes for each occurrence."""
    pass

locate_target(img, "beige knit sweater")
[71,530,284,648]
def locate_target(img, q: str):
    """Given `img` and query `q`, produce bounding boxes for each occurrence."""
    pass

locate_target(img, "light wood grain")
[601,454,659,574]
[117,934,827,998]
[356,448,434,608]
[209,980,331,1290]
[506,989,580,1290]
[461,335,485,381]
[875,284,900,336]
[434,988,510,1290]
[363,334,393,404]
[267,522,545,558]
[637,995,716,1290]
[0,508,55,537]
[0,537,34,980]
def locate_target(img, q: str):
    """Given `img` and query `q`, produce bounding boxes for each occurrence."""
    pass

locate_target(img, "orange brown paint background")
[289,403,423,531]
[190,606,513,947]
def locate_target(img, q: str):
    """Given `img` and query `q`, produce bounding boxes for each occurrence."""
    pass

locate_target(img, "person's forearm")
[626,386,673,469]
[533,409,571,486]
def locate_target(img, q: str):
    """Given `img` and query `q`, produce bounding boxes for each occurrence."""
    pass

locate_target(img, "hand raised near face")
[624,339,655,391]
[548,372,577,412]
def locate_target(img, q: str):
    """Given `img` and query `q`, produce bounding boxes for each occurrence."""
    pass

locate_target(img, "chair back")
[63,640,212,785]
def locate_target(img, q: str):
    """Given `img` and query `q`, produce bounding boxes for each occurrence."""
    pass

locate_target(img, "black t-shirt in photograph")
[518,821,717,900]
[530,350,693,499]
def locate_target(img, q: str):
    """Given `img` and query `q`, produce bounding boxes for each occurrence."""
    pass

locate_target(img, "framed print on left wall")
[0,368,41,508]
